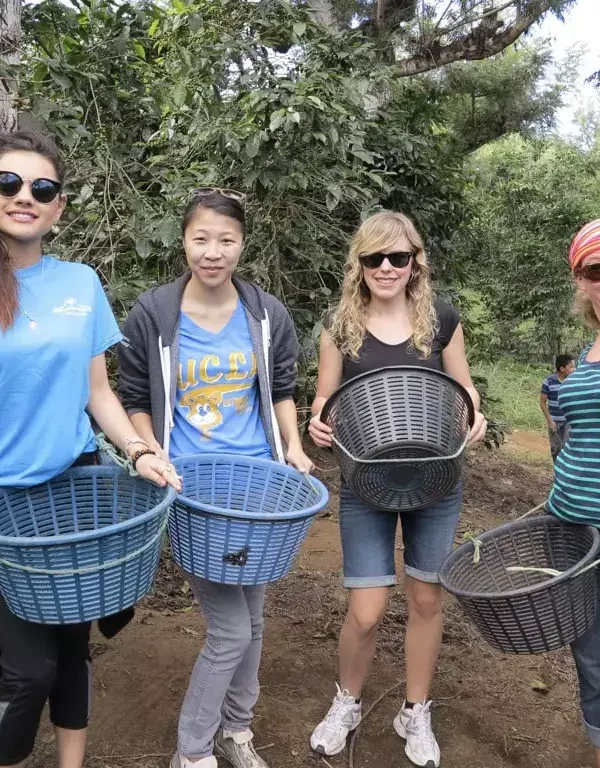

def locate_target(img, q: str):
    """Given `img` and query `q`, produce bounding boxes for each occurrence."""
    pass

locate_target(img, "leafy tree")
[14,0,467,404]
[10,0,582,419]
[460,133,600,362]
[441,44,574,153]
[305,0,577,76]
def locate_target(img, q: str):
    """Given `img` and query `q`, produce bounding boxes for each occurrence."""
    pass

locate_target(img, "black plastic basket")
[321,366,474,511]
[439,515,600,654]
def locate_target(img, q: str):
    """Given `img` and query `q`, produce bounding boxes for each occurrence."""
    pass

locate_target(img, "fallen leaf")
[531,679,550,694]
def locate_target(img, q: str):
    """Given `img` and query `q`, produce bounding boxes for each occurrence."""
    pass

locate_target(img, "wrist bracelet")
[130,448,157,465]
[125,437,149,452]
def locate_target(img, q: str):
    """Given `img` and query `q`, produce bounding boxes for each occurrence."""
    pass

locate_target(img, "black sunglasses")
[359,250,415,270]
[0,171,62,204]
[577,262,600,283]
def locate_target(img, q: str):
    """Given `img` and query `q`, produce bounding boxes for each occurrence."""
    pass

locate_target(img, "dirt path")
[32,446,595,768]
[509,429,550,456]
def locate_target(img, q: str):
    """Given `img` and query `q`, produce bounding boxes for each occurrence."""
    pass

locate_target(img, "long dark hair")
[0,131,65,332]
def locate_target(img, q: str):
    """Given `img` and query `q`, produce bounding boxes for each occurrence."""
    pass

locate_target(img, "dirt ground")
[32,434,597,768]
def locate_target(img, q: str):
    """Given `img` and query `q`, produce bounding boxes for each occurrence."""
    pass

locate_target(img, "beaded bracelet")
[130,448,158,465]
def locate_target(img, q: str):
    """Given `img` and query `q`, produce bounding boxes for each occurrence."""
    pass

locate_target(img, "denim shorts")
[339,482,462,587]
[571,572,600,747]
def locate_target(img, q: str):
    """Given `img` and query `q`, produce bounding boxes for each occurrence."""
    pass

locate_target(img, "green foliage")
[18,0,470,403]
[441,45,569,153]
[459,133,600,363]
[14,0,587,424]
[472,359,551,433]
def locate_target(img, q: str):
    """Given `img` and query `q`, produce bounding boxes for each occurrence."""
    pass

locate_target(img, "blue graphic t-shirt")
[170,301,272,461]
[0,256,122,487]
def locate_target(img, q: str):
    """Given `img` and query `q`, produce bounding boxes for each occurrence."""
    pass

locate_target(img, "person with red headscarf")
[547,219,600,766]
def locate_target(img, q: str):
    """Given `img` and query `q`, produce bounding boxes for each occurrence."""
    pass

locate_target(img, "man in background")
[540,353,576,462]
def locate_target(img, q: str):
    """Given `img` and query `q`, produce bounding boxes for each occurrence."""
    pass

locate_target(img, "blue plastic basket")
[0,467,176,624]
[170,454,329,585]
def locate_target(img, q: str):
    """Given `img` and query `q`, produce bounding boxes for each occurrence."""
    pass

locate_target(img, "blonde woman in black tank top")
[308,211,486,768]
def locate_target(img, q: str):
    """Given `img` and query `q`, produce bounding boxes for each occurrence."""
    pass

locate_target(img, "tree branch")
[436,0,516,39]
[393,0,555,78]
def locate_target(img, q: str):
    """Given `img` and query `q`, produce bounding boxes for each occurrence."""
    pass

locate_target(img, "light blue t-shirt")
[170,301,272,461]
[0,256,122,487]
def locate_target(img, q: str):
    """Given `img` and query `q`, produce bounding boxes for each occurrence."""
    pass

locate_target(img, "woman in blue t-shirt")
[0,132,180,768]
[118,188,313,768]
[547,219,600,768]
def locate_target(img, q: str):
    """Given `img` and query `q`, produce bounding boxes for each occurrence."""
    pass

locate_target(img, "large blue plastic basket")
[170,455,329,585]
[0,467,175,624]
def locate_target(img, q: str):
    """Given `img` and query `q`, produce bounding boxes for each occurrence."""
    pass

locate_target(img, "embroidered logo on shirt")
[52,297,92,316]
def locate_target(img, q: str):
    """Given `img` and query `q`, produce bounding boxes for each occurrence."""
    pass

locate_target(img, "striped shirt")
[548,351,600,525]
[541,373,566,424]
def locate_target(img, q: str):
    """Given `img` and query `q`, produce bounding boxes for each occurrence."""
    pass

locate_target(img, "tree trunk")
[305,0,336,28]
[0,0,20,133]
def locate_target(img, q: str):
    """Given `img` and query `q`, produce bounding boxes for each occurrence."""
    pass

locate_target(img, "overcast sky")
[539,0,600,136]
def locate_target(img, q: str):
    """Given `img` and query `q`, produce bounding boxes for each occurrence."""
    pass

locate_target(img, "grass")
[472,358,550,433]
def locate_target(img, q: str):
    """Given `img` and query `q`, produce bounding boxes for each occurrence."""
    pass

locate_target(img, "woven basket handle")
[330,430,470,465]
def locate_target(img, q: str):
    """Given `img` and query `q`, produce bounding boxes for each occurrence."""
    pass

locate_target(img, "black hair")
[555,353,574,371]
[0,130,65,331]
[182,192,245,236]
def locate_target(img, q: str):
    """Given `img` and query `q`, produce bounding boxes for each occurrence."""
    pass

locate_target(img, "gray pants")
[549,422,570,462]
[178,575,267,760]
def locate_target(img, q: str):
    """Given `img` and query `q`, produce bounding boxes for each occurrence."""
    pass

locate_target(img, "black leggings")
[0,451,97,765]
[0,597,92,764]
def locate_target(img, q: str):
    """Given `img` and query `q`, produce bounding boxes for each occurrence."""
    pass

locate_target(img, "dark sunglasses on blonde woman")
[359,250,415,270]
[192,186,246,208]
[0,171,62,204]
[577,263,600,283]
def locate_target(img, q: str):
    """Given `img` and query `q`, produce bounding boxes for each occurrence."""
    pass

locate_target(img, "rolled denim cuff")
[584,717,600,748]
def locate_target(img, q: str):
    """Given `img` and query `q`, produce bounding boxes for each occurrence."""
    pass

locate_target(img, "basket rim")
[171,453,329,520]
[439,514,600,600]
[0,466,175,548]
[321,365,476,428]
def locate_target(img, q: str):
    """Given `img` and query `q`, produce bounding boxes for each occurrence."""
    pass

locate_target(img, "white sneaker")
[215,728,271,768]
[310,683,362,756]
[170,754,217,768]
[393,701,441,768]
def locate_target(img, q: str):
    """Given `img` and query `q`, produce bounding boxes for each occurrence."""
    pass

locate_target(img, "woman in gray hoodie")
[118,188,312,768]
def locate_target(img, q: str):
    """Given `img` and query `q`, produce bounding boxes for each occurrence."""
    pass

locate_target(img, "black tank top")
[341,298,460,383]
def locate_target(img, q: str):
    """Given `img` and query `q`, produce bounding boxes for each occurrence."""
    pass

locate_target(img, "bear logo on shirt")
[182,391,224,436]
[180,381,253,438]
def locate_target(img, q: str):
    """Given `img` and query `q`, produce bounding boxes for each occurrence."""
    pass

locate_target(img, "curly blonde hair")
[328,211,437,359]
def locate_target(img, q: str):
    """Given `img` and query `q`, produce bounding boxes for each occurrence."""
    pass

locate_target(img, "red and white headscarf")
[569,219,600,272]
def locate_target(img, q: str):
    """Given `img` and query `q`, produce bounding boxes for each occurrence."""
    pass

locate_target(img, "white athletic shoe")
[215,728,271,768]
[310,683,362,756]
[170,754,218,768]
[393,701,441,768]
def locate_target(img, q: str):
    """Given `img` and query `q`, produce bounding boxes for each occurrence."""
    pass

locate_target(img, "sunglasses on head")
[577,262,600,283]
[192,186,246,209]
[359,250,415,270]
[0,171,62,204]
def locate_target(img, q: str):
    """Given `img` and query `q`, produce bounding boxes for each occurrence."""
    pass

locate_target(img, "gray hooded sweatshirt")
[117,273,299,462]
